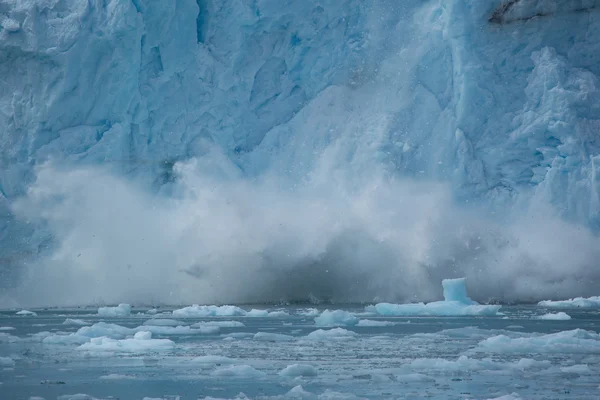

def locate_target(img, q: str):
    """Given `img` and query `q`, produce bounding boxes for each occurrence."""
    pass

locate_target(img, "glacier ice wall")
[1,0,600,306]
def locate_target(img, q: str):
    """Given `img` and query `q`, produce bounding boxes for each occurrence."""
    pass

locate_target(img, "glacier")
[1,0,600,306]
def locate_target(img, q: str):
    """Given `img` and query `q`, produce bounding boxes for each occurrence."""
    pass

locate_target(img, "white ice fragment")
[246,309,269,317]
[538,296,600,309]
[192,321,244,328]
[305,328,357,340]
[356,319,396,327]
[63,319,89,326]
[0,327,15,331]
[211,365,265,378]
[314,310,358,327]
[536,312,571,320]
[279,364,318,377]
[98,373,135,380]
[134,331,152,340]
[172,305,246,318]
[560,364,590,374]
[16,310,37,316]
[244,309,290,317]
[477,329,600,353]
[143,319,186,326]
[253,332,294,342]
[485,395,522,400]
[97,304,131,317]
[78,335,174,352]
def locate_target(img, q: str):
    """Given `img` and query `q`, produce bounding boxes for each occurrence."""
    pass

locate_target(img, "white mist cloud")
[5,141,600,307]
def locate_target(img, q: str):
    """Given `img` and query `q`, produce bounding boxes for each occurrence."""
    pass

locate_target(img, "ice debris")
[476,329,600,353]
[305,328,357,340]
[78,331,174,352]
[63,319,89,326]
[538,296,600,309]
[536,312,571,320]
[211,365,265,378]
[97,304,131,317]
[314,310,358,327]
[16,310,37,316]
[366,278,501,316]
[279,364,318,377]
[172,305,246,317]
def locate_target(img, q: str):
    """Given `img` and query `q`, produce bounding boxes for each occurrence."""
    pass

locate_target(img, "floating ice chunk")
[366,278,501,316]
[190,355,238,366]
[267,311,290,317]
[0,357,15,367]
[98,374,135,380]
[279,364,318,377]
[78,331,174,352]
[63,319,89,326]
[222,332,254,340]
[211,365,265,378]
[77,322,133,339]
[305,328,357,340]
[0,327,15,331]
[143,319,186,326]
[253,332,294,342]
[97,304,131,317]
[192,321,245,328]
[245,309,289,317]
[408,355,549,372]
[485,395,522,400]
[536,312,571,320]
[560,364,590,374]
[314,310,358,327]
[246,309,268,317]
[477,329,600,353]
[16,310,37,316]
[367,301,501,317]
[146,309,159,315]
[43,322,134,344]
[172,305,246,317]
[538,296,600,309]
[356,319,396,327]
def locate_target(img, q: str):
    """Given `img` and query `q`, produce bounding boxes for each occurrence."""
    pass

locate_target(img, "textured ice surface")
[477,329,600,353]
[305,328,357,340]
[539,296,600,308]
[173,305,246,317]
[63,319,89,326]
[314,310,359,327]
[78,331,174,353]
[536,312,572,320]
[279,364,318,377]
[367,277,502,316]
[97,304,131,317]
[3,306,599,399]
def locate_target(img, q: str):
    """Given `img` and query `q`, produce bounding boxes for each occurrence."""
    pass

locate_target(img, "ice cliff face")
[1,0,600,305]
